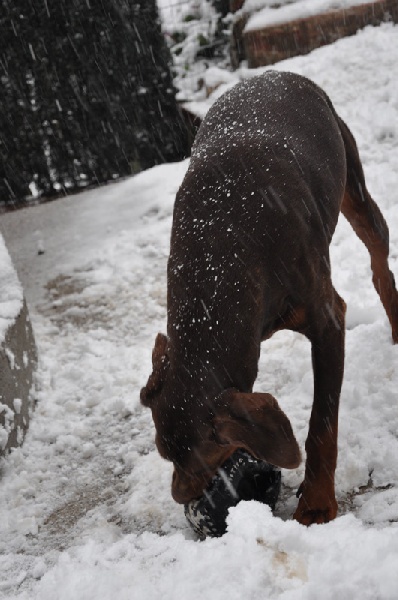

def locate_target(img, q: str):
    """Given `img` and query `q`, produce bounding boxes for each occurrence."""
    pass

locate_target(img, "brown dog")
[141,71,398,525]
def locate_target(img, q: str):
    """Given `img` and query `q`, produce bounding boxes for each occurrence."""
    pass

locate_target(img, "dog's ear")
[140,333,169,407]
[212,389,301,469]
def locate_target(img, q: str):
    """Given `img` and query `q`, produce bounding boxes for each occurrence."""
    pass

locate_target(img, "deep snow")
[0,22,398,600]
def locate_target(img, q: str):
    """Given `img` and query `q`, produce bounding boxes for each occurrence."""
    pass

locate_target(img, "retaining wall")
[0,236,37,457]
[232,0,398,68]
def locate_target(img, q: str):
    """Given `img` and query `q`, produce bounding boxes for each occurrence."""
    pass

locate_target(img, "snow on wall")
[245,0,383,31]
[0,233,23,344]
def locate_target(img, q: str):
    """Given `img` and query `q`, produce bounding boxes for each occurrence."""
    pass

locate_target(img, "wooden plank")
[243,0,398,68]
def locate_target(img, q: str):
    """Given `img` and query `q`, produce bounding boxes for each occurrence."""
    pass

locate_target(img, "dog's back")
[168,72,346,372]
[192,71,346,224]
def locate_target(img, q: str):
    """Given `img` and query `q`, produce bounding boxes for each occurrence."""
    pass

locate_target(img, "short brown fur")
[141,72,398,525]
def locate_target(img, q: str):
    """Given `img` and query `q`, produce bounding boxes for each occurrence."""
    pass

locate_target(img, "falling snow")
[0,21,398,600]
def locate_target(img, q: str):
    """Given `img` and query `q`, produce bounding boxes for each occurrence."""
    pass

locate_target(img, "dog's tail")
[334,103,398,343]
[334,110,390,251]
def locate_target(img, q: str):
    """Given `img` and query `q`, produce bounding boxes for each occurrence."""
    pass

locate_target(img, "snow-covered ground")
[1,22,398,600]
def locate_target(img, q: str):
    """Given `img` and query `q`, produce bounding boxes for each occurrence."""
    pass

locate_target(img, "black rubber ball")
[184,450,281,539]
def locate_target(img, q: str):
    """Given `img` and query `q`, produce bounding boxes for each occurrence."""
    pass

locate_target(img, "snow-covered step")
[233,0,398,67]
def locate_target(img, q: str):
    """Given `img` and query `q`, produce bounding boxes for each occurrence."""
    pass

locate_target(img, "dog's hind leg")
[339,117,398,343]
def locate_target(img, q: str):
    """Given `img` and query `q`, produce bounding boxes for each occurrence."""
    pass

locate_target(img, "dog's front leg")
[294,288,346,525]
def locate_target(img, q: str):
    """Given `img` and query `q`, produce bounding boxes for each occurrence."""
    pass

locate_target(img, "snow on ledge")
[245,0,379,31]
[0,234,23,344]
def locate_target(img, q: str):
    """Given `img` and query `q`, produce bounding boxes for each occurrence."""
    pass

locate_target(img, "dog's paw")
[293,504,337,525]
[293,482,337,525]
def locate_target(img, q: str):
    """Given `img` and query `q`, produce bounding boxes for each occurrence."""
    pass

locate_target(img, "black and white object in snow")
[184,450,281,539]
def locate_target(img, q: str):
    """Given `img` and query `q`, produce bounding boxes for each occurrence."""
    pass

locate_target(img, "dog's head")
[141,333,301,503]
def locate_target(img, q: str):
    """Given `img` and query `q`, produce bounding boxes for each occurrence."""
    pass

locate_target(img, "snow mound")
[0,235,23,343]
